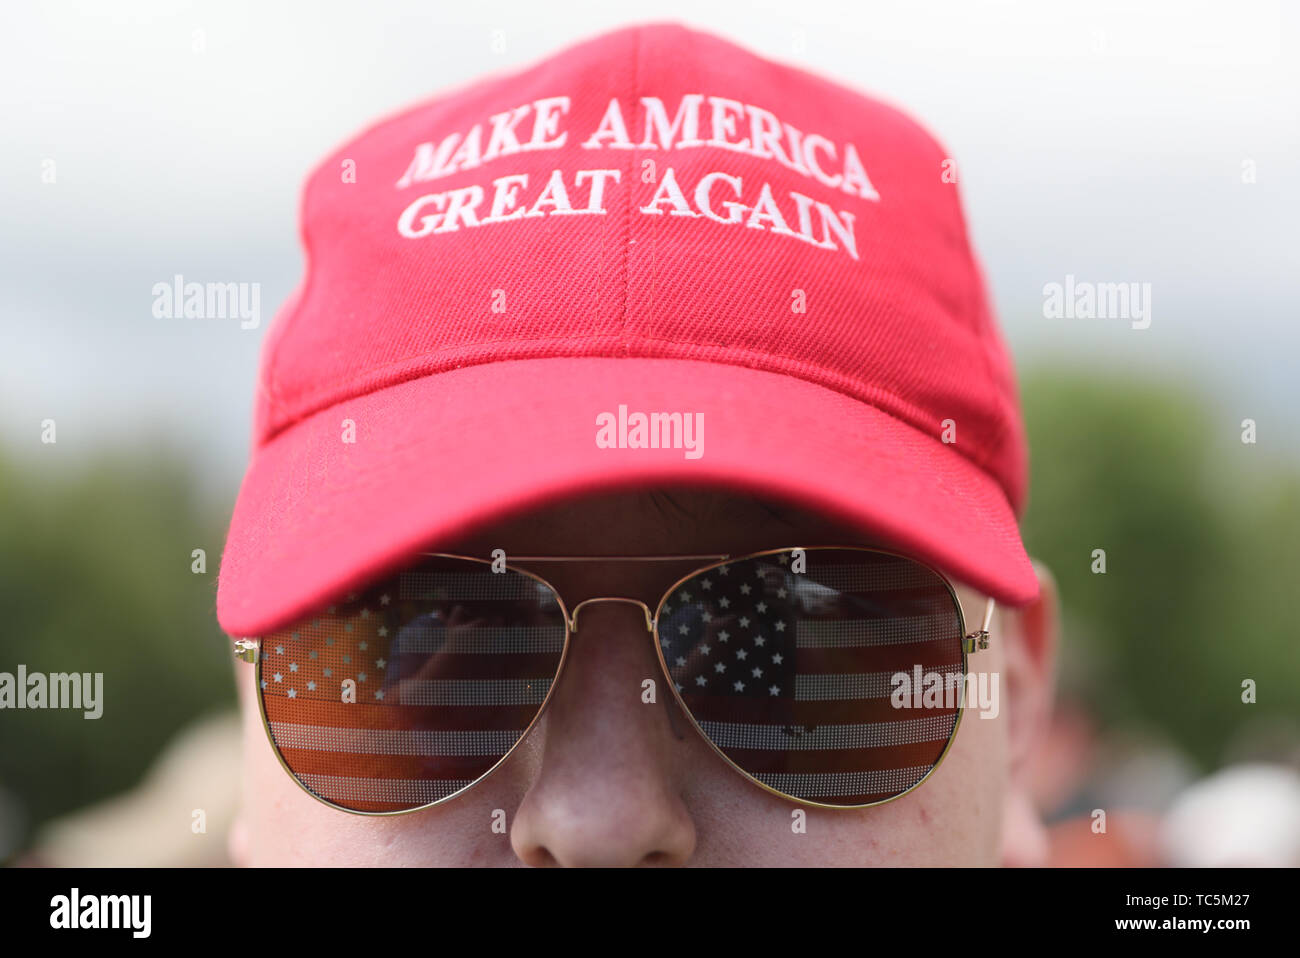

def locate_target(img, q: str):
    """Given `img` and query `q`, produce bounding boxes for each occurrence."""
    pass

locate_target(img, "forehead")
[442,486,878,556]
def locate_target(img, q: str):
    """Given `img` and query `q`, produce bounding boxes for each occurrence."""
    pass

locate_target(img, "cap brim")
[217,358,1038,637]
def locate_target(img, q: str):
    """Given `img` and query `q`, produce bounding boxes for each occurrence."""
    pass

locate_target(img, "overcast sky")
[3,0,1296,497]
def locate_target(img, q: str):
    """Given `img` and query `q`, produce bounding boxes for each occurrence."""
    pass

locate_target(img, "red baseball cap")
[217,22,1037,638]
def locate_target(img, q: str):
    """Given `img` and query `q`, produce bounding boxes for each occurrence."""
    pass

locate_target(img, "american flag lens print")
[658,550,966,806]
[256,557,567,812]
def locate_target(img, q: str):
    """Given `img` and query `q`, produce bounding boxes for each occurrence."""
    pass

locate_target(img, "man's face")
[230,487,1051,866]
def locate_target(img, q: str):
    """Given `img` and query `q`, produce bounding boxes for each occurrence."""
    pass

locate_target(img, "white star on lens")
[718,597,730,609]
[733,680,745,692]
[695,675,707,686]
[676,656,686,667]
[342,655,351,664]
[678,623,690,635]
[714,662,726,673]
[739,616,750,628]
[309,650,318,660]
[774,621,786,632]
[360,608,370,619]
[380,594,391,605]
[718,630,730,642]
[307,681,316,691]
[752,667,763,678]
[287,688,296,698]
[701,579,712,590]
[777,587,787,599]
[358,640,368,650]
[756,601,767,613]
[259,680,267,690]
[377,627,388,638]
[718,565,729,575]
[344,623,353,633]
[736,649,748,660]
[273,672,283,683]
[701,611,712,623]
[323,668,332,677]
[289,663,298,672]
[769,685,780,696]
[771,653,783,665]
[327,606,337,614]
[740,583,753,595]
[678,591,691,603]
[675,683,683,692]
[325,637,334,646]
[376,658,386,669]
[375,690,385,701]
[357,672,367,682]
[700,644,711,655]
[660,637,672,650]
[661,604,672,617]
[753,635,766,647]
[275,645,285,655]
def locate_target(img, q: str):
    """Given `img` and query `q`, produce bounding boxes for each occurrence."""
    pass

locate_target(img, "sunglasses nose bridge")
[567,597,655,634]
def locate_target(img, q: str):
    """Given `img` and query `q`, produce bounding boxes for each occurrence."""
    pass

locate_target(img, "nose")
[510,602,696,866]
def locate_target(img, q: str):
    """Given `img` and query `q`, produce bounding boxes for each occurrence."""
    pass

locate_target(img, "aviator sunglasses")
[232,547,994,813]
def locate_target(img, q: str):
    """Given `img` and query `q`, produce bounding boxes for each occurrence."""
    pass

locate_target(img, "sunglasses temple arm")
[963,598,995,654]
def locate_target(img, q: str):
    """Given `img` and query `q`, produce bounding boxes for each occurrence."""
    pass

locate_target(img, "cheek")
[817,705,1006,866]
[234,665,359,865]
[677,707,1007,866]
[691,668,1008,866]
[905,648,1009,863]
[917,692,1008,863]
[234,665,511,866]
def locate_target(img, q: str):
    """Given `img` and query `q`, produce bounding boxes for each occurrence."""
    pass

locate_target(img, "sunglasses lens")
[256,557,566,812]
[659,550,966,807]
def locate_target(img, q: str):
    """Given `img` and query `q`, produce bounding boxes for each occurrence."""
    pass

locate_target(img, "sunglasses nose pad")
[567,597,654,634]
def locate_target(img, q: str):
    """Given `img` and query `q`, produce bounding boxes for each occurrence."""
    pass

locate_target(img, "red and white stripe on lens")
[661,551,964,805]
[259,564,565,812]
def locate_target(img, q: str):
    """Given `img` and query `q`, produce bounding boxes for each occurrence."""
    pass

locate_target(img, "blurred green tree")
[1019,370,1300,769]
[0,445,235,849]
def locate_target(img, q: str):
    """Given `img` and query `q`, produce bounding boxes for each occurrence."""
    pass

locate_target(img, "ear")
[999,559,1060,866]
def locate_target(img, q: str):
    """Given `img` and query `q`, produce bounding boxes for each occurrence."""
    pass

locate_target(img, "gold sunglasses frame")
[236,547,994,815]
